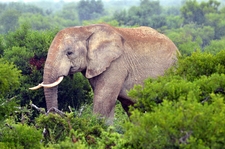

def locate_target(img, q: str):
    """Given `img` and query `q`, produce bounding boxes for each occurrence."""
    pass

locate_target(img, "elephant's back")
[116,26,167,42]
[116,26,179,77]
[116,26,178,56]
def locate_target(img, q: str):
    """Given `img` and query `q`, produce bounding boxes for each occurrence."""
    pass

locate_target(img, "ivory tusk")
[29,83,43,90]
[41,76,64,88]
[29,76,64,90]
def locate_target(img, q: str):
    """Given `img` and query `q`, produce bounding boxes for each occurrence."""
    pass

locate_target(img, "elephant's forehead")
[52,33,74,47]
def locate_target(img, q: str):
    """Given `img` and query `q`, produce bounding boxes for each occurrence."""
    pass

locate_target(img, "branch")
[1,96,17,106]
[31,104,46,114]
[179,130,192,144]
[47,107,66,117]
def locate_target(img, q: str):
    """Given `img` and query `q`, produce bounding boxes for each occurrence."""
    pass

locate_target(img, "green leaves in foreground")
[1,49,225,148]
[0,123,42,149]
[129,73,225,112]
[123,95,225,149]
[0,58,21,98]
[124,50,225,148]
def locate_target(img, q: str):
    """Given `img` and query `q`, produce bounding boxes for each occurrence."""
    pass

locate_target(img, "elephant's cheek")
[70,60,86,73]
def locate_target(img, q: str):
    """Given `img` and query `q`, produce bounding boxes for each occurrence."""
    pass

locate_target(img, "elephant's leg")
[91,73,126,125]
[118,97,134,117]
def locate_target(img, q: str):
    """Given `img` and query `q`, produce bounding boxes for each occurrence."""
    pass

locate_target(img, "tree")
[0,9,20,34]
[0,3,7,14]
[180,0,205,24]
[200,0,220,14]
[204,37,225,54]
[113,0,165,28]
[205,12,225,40]
[181,0,221,25]
[3,23,57,106]
[57,2,78,21]
[82,16,119,26]
[0,58,21,98]
[0,2,46,33]
[77,0,105,23]
[19,13,51,31]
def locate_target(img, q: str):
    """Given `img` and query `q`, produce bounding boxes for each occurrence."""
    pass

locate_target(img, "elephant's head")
[30,24,124,111]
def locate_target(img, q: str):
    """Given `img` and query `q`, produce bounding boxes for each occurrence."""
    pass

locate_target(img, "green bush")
[124,49,225,148]
[35,104,106,145]
[175,50,225,81]
[2,23,58,107]
[129,73,225,112]
[204,38,225,54]
[0,58,21,98]
[0,98,19,122]
[33,102,127,148]
[121,95,225,149]
[0,123,42,149]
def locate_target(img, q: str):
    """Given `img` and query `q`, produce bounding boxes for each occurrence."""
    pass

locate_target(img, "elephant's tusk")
[41,76,64,88]
[29,83,43,90]
[29,76,64,90]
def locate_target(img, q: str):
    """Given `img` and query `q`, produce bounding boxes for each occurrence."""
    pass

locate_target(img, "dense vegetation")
[1,0,225,148]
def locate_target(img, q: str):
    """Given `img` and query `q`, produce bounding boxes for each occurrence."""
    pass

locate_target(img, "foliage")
[129,50,225,111]
[0,2,44,33]
[181,0,220,25]
[180,0,225,40]
[121,95,225,148]
[77,0,105,23]
[2,23,57,107]
[129,73,225,112]
[2,23,92,110]
[166,23,217,55]
[58,73,92,111]
[0,122,42,149]
[175,50,225,80]
[0,102,126,148]
[113,0,166,28]
[0,9,20,34]
[124,49,225,148]
[82,16,119,27]
[1,1,225,148]
[0,97,19,122]
[204,38,225,54]
[38,103,127,148]
[0,58,21,98]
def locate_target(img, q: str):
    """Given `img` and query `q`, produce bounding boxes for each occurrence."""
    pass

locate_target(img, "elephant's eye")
[67,51,73,56]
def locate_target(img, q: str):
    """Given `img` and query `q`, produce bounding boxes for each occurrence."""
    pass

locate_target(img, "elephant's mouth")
[70,66,83,73]
[29,76,64,90]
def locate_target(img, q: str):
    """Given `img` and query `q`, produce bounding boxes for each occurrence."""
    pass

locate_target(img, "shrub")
[175,51,225,81]
[120,95,225,149]
[35,104,107,146]
[124,50,225,148]
[0,123,42,149]
[0,58,21,98]
[0,98,19,122]
[129,73,225,112]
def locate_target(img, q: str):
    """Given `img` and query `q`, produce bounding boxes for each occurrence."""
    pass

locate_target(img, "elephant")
[30,23,179,124]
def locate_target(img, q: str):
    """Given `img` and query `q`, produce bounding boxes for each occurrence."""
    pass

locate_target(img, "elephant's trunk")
[43,61,59,111]
[44,87,58,110]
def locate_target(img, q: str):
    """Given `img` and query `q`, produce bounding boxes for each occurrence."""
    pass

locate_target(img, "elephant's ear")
[85,29,124,79]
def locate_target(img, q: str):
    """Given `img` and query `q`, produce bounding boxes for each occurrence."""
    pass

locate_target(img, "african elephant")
[30,23,179,124]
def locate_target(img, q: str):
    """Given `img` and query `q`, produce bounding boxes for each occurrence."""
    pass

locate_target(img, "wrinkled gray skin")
[41,24,179,124]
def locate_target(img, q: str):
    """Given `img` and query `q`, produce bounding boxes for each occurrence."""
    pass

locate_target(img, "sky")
[0,0,80,2]
[0,0,114,2]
